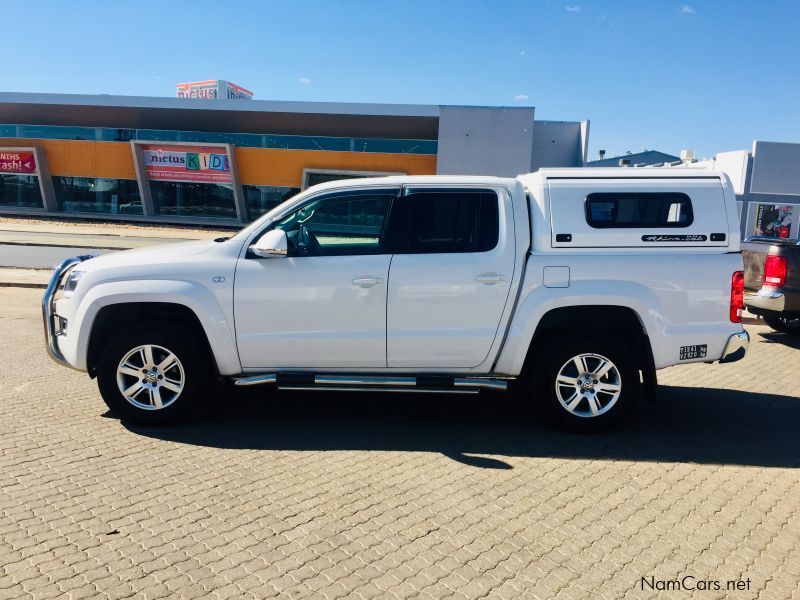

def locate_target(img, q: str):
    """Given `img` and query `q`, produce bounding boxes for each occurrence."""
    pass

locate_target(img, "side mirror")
[249,229,288,258]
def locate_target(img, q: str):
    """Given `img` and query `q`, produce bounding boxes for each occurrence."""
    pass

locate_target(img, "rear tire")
[97,322,212,425]
[763,314,800,335]
[533,335,639,432]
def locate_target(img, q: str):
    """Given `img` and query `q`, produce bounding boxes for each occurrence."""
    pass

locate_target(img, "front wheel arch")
[87,302,215,378]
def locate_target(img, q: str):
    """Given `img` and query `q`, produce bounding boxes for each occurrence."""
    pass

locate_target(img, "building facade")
[0,92,588,226]
[675,141,800,240]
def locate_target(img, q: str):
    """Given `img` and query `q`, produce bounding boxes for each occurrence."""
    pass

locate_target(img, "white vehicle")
[43,169,749,431]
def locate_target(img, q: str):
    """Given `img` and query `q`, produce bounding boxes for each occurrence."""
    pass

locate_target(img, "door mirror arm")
[249,229,288,258]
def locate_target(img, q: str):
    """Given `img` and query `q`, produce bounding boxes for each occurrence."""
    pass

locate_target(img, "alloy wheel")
[554,352,622,418]
[116,344,185,411]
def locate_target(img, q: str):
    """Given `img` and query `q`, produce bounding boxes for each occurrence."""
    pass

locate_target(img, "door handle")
[475,273,505,285]
[352,276,384,288]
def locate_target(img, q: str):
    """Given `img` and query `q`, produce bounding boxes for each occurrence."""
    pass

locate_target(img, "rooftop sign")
[175,80,253,100]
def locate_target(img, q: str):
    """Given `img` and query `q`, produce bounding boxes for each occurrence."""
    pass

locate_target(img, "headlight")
[62,269,86,298]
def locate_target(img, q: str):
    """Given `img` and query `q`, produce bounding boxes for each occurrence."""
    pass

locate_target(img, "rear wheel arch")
[87,302,215,377]
[523,305,655,383]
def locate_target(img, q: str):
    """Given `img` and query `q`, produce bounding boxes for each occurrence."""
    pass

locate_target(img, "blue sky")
[2,0,798,160]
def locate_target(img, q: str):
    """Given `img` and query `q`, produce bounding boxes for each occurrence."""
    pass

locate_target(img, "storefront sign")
[0,151,37,174]
[141,145,233,184]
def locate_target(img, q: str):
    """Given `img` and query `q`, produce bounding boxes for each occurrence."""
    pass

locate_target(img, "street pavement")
[1,287,799,599]
[0,219,229,271]
[0,244,113,269]
[0,230,192,250]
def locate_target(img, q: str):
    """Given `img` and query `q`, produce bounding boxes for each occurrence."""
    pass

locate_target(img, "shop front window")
[150,181,237,219]
[305,172,371,188]
[0,174,44,209]
[243,185,300,219]
[53,177,142,214]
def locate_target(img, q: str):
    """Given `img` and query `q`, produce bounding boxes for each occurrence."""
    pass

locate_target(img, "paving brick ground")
[1,287,798,599]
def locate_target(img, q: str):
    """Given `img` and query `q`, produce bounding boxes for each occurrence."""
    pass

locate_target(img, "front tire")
[763,314,800,335]
[97,322,211,425]
[535,335,639,432]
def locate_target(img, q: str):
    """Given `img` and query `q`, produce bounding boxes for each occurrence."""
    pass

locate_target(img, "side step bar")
[233,373,509,393]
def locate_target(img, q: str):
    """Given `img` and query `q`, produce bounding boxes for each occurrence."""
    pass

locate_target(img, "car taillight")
[730,271,744,323]
[763,255,787,287]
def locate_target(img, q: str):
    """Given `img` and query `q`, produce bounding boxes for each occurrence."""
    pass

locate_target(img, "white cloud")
[678,5,695,14]
[514,94,529,102]
[298,77,312,84]
[565,5,582,12]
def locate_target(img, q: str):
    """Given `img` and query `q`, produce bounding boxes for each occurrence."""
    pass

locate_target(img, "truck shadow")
[756,331,800,350]
[123,385,800,469]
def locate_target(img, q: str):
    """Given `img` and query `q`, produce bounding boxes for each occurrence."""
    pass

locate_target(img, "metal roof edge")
[0,91,441,118]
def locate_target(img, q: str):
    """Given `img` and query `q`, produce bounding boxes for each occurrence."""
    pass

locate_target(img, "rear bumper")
[745,290,785,313]
[719,331,749,364]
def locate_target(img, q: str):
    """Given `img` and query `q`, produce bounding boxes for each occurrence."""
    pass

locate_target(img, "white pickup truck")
[43,169,749,431]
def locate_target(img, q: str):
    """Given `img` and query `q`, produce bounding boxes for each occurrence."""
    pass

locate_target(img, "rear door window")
[386,188,499,254]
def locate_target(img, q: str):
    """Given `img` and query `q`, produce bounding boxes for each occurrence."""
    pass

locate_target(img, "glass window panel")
[305,172,375,188]
[53,177,142,214]
[585,193,694,228]
[96,129,134,142]
[20,125,97,140]
[0,174,44,208]
[386,190,499,254]
[269,190,395,256]
[243,185,300,220]
[150,181,236,219]
[0,124,437,154]
[747,202,798,239]
[134,129,171,142]
[354,138,438,154]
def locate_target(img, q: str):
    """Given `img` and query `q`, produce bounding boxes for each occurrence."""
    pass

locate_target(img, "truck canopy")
[518,168,739,252]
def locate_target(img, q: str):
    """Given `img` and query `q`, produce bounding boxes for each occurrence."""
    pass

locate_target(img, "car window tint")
[270,190,396,256]
[387,189,499,254]
[585,192,693,228]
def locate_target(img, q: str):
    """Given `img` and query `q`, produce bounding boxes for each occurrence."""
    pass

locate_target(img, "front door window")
[267,189,395,256]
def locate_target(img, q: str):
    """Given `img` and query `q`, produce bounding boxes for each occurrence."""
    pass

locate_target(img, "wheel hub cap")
[554,353,622,418]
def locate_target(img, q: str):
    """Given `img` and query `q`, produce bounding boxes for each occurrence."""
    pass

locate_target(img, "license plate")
[680,345,707,360]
